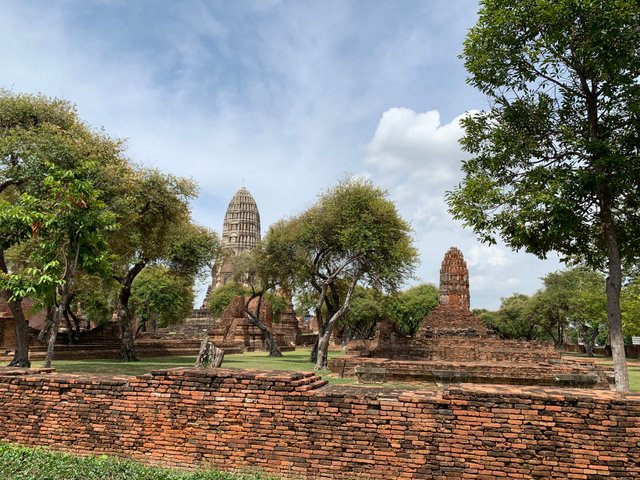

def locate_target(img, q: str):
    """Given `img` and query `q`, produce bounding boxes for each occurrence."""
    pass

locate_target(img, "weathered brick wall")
[0,368,639,479]
[329,357,612,388]
[431,337,560,363]
[369,321,559,364]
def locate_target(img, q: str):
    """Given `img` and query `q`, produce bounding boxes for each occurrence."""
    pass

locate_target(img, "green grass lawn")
[29,349,640,392]
[31,348,348,383]
[0,443,275,480]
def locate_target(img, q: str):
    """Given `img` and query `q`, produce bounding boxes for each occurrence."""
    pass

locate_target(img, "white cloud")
[466,244,513,269]
[0,2,563,309]
[362,107,562,309]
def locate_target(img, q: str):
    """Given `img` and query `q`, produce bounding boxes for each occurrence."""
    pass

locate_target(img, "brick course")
[0,367,638,479]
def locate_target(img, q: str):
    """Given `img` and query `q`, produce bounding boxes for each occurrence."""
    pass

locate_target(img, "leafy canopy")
[448,0,640,267]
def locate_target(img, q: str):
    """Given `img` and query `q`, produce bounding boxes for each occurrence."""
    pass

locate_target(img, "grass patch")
[30,350,639,392]
[31,348,354,385]
[0,442,275,480]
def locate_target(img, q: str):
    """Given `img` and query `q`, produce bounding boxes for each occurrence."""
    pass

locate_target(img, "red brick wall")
[0,368,638,479]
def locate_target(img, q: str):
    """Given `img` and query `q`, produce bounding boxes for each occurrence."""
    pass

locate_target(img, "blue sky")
[1,0,562,308]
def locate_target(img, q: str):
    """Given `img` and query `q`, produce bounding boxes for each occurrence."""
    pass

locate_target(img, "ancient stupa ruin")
[213,186,262,289]
[330,247,613,389]
[199,187,301,353]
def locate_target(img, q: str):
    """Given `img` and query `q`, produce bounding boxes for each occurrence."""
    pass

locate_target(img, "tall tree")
[280,179,417,369]
[0,91,125,367]
[0,91,81,367]
[448,0,640,391]
[108,169,196,361]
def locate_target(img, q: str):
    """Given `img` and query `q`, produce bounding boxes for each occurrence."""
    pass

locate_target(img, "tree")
[0,91,125,367]
[108,170,219,361]
[448,0,640,391]
[130,265,194,334]
[339,286,391,341]
[390,283,438,336]
[30,144,120,367]
[622,276,640,336]
[229,239,291,358]
[481,293,541,340]
[281,178,417,369]
[0,91,83,367]
[561,268,607,356]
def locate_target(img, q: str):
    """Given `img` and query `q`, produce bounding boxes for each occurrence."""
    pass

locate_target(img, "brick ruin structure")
[196,186,304,353]
[209,186,262,294]
[1,367,638,479]
[330,247,613,389]
[206,295,299,353]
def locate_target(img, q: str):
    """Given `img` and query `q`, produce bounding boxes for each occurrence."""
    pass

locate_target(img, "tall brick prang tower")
[438,247,470,311]
[202,187,261,303]
[220,187,261,256]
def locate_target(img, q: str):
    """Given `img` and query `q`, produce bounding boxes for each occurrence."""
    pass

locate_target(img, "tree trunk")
[43,305,63,368]
[117,261,145,361]
[310,283,328,363]
[135,320,147,336]
[44,242,79,368]
[583,332,595,357]
[314,276,358,370]
[243,294,282,357]
[66,304,81,340]
[63,309,75,344]
[315,330,332,370]
[600,196,629,391]
[0,250,30,367]
[38,306,55,342]
[310,338,319,363]
[580,323,599,358]
[44,282,74,367]
[7,300,30,368]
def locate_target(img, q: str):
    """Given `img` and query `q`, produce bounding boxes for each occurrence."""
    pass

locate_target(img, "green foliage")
[450,0,640,266]
[263,291,287,322]
[0,91,124,303]
[109,168,199,271]
[450,0,640,390]
[622,277,640,336]
[390,283,438,336]
[0,442,275,480]
[165,224,221,280]
[298,178,418,293]
[264,178,418,367]
[481,293,549,340]
[207,282,250,318]
[481,267,608,354]
[339,286,391,339]
[539,267,607,354]
[131,265,195,328]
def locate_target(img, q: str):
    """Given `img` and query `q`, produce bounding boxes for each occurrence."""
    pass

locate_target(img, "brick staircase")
[18,338,204,361]
[155,310,214,340]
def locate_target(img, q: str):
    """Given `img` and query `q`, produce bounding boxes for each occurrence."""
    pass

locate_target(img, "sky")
[0,0,563,309]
